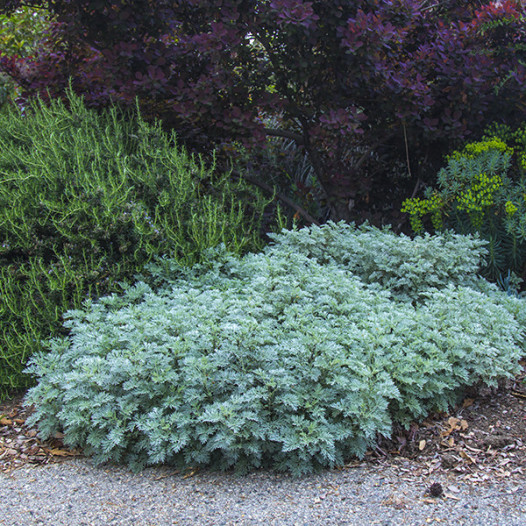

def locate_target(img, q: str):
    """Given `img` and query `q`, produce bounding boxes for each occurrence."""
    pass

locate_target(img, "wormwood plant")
[25,222,526,475]
[0,89,275,398]
[402,136,526,282]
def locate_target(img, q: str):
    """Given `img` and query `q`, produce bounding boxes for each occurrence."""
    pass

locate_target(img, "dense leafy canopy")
[1,1,525,219]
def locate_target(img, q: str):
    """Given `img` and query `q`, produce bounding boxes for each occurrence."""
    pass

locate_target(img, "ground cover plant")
[24,222,526,476]
[0,89,275,398]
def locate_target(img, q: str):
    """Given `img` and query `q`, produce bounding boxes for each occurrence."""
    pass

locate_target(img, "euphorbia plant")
[1,0,525,221]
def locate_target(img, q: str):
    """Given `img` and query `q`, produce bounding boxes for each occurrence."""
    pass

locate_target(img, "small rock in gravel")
[440,453,458,468]
[427,482,444,497]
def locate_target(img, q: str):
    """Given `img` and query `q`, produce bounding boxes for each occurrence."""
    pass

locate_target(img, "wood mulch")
[362,360,526,485]
[0,391,83,474]
[1,362,525,482]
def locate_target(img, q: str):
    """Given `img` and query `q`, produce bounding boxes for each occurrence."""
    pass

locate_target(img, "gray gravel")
[1,458,524,526]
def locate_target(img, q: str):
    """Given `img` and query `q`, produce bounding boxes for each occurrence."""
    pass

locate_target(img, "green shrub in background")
[25,222,526,475]
[0,89,277,398]
[0,6,52,109]
[402,134,526,284]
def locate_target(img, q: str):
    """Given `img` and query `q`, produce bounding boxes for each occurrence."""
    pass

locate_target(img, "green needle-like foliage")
[0,90,274,397]
[25,222,526,475]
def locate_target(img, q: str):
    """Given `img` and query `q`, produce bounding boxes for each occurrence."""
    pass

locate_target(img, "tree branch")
[232,170,320,226]
[353,131,398,172]
[264,128,304,144]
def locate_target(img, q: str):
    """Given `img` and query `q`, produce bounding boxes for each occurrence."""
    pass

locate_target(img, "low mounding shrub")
[25,222,526,475]
[0,89,275,397]
[265,222,489,301]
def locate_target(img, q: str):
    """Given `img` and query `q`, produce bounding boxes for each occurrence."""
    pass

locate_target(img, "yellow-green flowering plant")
[448,137,513,161]
[401,193,444,233]
[402,135,526,283]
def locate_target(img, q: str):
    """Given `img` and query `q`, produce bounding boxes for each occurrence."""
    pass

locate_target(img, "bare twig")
[264,128,304,144]
[402,121,412,179]
[410,178,423,199]
[233,170,320,226]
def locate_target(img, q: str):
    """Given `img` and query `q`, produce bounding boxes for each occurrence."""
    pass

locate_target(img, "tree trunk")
[323,179,357,222]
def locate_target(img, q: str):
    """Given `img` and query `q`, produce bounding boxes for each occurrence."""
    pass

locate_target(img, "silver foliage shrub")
[265,222,489,300]
[25,222,526,475]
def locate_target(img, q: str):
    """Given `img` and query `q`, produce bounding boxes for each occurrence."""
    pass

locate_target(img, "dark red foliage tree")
[1,0,525,221]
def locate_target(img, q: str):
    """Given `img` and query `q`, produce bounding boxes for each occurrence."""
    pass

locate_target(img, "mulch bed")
[1,362,525,482]
[0,392,83,474]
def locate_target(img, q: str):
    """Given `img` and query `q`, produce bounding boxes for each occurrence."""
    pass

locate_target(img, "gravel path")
[1,458,525,525]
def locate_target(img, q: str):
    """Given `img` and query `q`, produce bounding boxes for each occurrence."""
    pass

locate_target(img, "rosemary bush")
[0,90,273,397]
[25,222,526,475]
